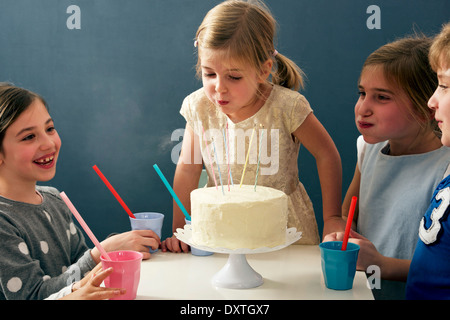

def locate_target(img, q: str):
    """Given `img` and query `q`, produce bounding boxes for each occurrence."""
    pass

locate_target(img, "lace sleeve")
[288,93,313,133]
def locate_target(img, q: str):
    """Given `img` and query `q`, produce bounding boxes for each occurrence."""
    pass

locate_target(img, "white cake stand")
[175,225,302,289]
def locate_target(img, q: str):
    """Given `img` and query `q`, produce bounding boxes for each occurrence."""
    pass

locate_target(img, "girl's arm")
[173,124,203,231]
[292,113,345,239]
[342,163,361,229]
[0,220,94,299]
[162,124,203,253]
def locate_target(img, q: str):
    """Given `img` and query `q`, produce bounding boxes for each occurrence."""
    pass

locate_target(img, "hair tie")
[272,49,278,57]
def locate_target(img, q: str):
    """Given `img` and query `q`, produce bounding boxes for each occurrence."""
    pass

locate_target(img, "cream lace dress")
[180,84,319,244]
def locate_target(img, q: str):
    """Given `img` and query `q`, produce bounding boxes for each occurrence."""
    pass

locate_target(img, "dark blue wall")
[0,1,448,244]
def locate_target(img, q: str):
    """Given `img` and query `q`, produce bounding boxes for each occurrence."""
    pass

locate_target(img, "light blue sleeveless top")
[356,135,450,260]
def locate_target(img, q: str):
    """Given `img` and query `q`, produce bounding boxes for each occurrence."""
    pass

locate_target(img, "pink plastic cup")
[100,250,143,300]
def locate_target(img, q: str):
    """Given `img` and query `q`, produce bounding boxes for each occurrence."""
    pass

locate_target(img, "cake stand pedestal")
[175,226,302,289]
[210,253,263,289]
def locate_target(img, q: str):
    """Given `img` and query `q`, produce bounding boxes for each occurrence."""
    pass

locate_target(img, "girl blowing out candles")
[162,0,343,253]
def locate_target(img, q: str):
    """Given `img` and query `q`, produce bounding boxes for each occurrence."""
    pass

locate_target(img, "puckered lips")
[217,100,229,106]
[33,153,56,169]
[435,117,443,129]
[357,121,374,129]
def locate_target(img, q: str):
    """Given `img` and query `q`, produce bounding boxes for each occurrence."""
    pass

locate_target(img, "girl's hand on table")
[161,234,190,253]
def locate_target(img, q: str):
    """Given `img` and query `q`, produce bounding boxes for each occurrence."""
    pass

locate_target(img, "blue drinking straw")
[153,164,191,221]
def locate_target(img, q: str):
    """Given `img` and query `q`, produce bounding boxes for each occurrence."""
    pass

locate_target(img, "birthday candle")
[202,125,218,190]
[254,126,264,191]
[240,124,255,187]
[226,123,234,186]
[222,128,230,191]
[212,138,224,195]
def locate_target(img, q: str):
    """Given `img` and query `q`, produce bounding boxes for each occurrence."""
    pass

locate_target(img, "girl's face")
[0,99,61,185]
[199,48,271,122]
[429,66,450,146]
[355,66,420,145]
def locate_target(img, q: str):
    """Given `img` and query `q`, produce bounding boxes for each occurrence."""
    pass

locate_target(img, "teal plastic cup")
[319,241,360,290]
[129,212,164,253]
[185,219,213,256]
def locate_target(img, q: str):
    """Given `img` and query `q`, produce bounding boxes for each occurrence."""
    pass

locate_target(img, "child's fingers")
[349,229,367,240]
[91,288,127,300]
[89,267,114,287]
[90,263,103,275]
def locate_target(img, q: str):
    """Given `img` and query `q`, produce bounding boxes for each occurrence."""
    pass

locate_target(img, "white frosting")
[190,185,288,249]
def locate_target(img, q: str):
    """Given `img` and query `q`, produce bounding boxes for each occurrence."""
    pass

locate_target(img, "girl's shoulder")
[267,85,312,123]
[261,85,312,133]
[269,85,311,111]
[183,88,210,107]
[271,84,305,99]
[36,185,62,201]
[36,186,61,198]
[0,186,63,226]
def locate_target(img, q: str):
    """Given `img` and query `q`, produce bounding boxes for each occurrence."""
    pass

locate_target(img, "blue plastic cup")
[319,241,360,290]
[185,219,213,256]
[130,212,164,253]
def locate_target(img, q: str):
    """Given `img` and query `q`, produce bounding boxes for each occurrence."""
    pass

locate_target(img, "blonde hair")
[429,22,450,71]
[361,36,438,132]
[195,0,304,91]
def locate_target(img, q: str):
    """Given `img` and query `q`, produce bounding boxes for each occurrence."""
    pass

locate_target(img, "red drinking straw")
[342,196,357,251]
[92,165,136,219]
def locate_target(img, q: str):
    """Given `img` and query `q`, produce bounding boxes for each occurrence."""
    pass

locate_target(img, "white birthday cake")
[190,185,288,249]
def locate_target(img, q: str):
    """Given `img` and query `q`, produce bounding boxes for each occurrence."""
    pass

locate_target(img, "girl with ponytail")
[163,0,343,252]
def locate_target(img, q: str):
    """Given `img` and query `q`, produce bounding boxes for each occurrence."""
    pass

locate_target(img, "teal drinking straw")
[153,164,191,221]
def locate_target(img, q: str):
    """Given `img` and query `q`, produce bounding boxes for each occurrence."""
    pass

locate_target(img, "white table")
[136,245,374,300]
